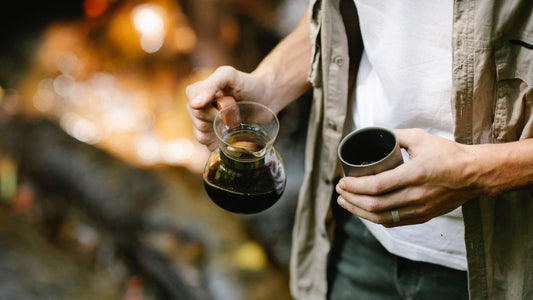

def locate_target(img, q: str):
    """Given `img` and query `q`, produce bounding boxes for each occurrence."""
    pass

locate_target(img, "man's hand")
[185,66,268,151]
[335,128,483,227]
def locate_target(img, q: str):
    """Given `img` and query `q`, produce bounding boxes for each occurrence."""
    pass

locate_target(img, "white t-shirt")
[351,0,467,271]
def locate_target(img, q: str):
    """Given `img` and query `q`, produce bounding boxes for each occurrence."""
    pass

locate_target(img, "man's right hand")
[185,66,268,151]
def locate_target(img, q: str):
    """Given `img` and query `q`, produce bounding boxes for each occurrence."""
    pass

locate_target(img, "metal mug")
[338,126,403,177]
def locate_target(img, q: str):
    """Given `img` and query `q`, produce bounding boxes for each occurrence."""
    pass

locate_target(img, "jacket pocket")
[492,38,533,141]
[495,39,533,85]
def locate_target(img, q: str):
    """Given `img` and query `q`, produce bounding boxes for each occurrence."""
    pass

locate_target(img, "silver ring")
[391,209,400,223]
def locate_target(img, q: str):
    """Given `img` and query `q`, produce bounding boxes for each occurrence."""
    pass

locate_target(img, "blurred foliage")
[0,0,307,298]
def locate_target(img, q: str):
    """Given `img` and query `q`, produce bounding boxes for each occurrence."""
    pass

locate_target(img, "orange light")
[84,0,108,18]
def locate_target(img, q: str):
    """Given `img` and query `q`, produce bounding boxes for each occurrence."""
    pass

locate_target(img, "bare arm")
[251,12,312,113]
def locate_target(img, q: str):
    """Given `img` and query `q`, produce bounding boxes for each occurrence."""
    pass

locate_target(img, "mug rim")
[338,126,398,168]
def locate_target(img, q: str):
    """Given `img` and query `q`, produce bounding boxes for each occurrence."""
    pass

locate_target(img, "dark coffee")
[223,126,269,160]
[203,126,285,214]
[204,164,285,214]
[340,129,396,166]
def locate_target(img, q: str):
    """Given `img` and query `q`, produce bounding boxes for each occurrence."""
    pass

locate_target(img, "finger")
[337,173,430,214]
[336,176,429,217]
[185,81,222,110]
[382,205,435,227]
[202,66,239,93]
[186,66,240,110]
[206,140,219,152]
[337,196,391,225]
[337,196,428,227]
[336,182,384,211]
[185,81,215,109]
[190,117,214,135]
[338,165,411,196]
[393,128,426,152]
[186,102,218,123]
[192,126,217,147]
[336,183,403,215]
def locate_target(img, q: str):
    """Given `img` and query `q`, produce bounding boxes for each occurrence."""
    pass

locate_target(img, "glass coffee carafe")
[203,101,286,214]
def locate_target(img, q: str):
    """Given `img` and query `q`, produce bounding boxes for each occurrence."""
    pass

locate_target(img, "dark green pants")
[327,199,468,300]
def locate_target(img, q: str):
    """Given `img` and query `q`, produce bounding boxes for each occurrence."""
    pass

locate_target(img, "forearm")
[251,12,312,114]
[467,138,533,197]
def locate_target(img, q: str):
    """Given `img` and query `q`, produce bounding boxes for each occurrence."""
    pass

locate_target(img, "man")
[186,0,533,299]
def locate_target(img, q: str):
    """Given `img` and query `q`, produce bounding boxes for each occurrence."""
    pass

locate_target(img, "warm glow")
[23,0,208,172]
[172,26,196,53]
[84,0,109,17]
[60,112,102,144]
[161,138,194,164]
[136,135,161,165]
[33,79,56,112]
[53,74,76,97]
[135,136,195,166]
[132,4,166,53]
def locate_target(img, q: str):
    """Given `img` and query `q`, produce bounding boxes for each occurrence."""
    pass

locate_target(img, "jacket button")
[333,55,344,66]
[327,120,337,131]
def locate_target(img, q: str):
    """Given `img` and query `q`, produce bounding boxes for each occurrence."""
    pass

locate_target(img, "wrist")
[251,65,309,114]
[463,144,501,197]
[466,140,533,197]
[250,67,276,109]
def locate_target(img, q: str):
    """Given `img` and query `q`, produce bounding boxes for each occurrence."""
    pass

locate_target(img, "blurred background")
[0,0,311,299]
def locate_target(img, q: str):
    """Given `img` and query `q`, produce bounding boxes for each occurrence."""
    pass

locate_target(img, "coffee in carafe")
[202,101,286,214]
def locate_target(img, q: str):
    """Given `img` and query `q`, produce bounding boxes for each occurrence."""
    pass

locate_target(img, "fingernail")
[337,197,345,207]
[338,180,345,190]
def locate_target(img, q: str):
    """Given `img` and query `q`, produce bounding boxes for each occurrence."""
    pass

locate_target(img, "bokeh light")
[132,4,166,53]
[84,0,109,17]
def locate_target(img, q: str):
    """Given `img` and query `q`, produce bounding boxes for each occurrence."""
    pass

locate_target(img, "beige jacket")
[289,0,533,299]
